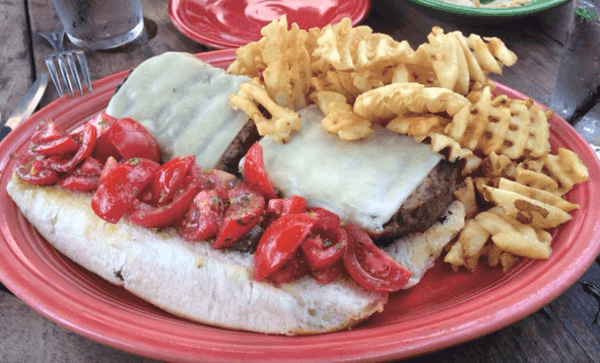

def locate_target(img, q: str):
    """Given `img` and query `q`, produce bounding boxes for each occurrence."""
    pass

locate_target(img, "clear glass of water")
[51,0,144,50]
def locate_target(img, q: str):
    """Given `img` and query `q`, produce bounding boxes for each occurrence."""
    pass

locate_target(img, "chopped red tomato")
[15,152,59,186]
[342,223,412,292]
[89,117,161,163]
[108,118,161,163]
[30,120,79,156]
[267,196,307,216]
[243,143,278,200]
[253,213,317,281]
[129,176,202,228]
[153,155,195,205]
[194,167,240,191]
[178,187,229,241]
[212,182,265,249]
[99,156,118,183]
[307,207,341,232]
[264,251,308,284]
[79,112,119,163]
[261,195,307,229]
[46,123,97,173]
[310,261,345,285]
[91,157,159,224]
[58,157,103,191]
[300,226,347,270]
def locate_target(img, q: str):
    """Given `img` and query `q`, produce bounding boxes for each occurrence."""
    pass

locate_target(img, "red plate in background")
[168,0,371,48]
[1,49,600,363]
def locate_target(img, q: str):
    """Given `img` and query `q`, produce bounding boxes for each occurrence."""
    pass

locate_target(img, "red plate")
[168,0,371,49]
[1,49,600,363]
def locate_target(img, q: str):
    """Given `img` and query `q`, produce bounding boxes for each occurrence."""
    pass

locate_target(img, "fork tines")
[44,50,92,97]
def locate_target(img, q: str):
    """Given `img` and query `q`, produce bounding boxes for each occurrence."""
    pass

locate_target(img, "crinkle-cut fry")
[486,244,503,268]
[311,91,373,140]
[467,80,496,102]
[353,83,469,122]
[515,167,558,192]
[305,27,323,63]
[351,67,393,93]
[391,63,416,84]
[473,177,499,201]
[406,87,470,116]
[421,27,470,95]
[260,15,302,64]
[313,18,372,71]
[353,82,424,120]
[480,106,512,155]
[427,133,482,175]
[449,31,487,85]
[466,33,517,75]
[497,178,579,213]
[499,252,520,271]
[313,18,430,72]
[261,20,312,110]
[229,79,301,143]
[483,36,518,68]
[444,241,465,269]
[544,148,589,196]
[444,206,548,270]
[454,177,479,219]
[385,115,449,143]
[227,38,267,77]
[337,70,363,100]
[523,105,550,159]
[499,101,531,159]
[482,152,516,179]
[445,85,492,151]
[263,55,310,110]
[356,33,429,70]
[322,111,373,138]
[476,207,552,259]
[311,91,352,114]
[311,71,358,102]
[518,158,546,173]
[482,185,572,229]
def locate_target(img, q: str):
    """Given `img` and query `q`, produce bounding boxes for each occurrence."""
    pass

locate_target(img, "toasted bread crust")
[6,174,386,335]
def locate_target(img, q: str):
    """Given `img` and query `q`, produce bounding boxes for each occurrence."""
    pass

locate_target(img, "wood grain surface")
[1,0,599,362]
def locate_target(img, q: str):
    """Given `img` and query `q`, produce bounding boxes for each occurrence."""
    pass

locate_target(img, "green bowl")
[406,0,570,17]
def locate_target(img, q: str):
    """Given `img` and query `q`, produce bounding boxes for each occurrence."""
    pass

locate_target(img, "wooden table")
[1,0,599,361]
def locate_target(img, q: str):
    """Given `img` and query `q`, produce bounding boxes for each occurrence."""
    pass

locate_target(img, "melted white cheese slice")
[259,105,443,234]
[106,52,251,169]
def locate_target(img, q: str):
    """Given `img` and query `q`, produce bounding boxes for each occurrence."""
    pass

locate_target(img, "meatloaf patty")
[374,160,459,242]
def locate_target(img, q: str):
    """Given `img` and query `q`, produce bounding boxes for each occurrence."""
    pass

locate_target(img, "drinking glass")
[51,0,144,50]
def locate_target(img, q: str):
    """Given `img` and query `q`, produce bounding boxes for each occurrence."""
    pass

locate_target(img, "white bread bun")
[6,174,387,335]
[384,201,465,289]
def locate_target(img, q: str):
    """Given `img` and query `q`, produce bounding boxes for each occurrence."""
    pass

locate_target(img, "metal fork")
[39,29,92,97]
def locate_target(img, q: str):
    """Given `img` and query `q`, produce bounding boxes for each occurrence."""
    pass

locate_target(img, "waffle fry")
[421,27,470,95]
[482,152,516,179]
[386,115,449,141]
[313,18,428,71]
[445,206,552,270]
[544,147,589,196]
[514,167,558,192]
[229,78,301,143]
[426,133,482,176]
[453,177,478,219]
[482,185,572,228]
[353,83,470,121]
[311,91,373,140]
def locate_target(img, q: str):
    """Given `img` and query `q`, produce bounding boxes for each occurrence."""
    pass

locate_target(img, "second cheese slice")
[259,106,443,234]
